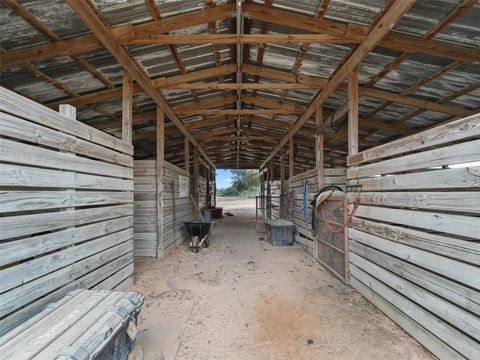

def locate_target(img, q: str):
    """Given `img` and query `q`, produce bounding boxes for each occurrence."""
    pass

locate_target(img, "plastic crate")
[265,219,295,246]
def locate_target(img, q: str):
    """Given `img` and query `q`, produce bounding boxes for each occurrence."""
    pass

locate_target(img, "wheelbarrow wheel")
[192,236,199,253]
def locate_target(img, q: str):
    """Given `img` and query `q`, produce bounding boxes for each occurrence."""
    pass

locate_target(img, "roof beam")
[128,33,357,45]
[243,3,480,63]
[242,65,473,117]
[67,0,215,169]
[163,82,318,90]
[176,109,302,115]
[1,3,235,68]
[47,64,236,108]
[260,0,416,169]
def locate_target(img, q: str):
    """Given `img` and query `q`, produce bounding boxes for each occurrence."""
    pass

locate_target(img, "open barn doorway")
[215,169,258,220]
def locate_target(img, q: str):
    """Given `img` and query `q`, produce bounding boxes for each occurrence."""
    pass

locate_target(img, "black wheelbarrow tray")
[184,221,212,253]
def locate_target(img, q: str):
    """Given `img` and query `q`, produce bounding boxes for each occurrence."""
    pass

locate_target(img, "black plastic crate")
[265,219,295,246]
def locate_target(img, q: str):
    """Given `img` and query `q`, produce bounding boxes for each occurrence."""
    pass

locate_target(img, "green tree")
[218,170,259,197]
[230,170,259,194]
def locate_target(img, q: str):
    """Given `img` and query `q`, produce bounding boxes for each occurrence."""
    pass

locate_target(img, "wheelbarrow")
[184,221,212,253]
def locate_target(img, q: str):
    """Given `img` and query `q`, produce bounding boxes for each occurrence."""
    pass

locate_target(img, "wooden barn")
[0,0,479,359]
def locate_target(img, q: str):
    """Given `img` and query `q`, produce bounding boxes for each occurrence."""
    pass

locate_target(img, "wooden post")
[316,107,324,188]
[348,69,359,156]
[193,147,199,215]
[184,137,190,171]
[289,138,294,178]
[122,70,133,144]
[156,106,164,259]
[213,170,217,208]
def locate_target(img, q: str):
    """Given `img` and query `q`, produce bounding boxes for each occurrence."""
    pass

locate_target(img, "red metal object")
[210,207,223,218]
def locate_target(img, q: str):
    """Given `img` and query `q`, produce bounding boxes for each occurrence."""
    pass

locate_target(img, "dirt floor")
[131,198,433,360]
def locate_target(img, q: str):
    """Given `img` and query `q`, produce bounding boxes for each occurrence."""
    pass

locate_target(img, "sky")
[216,169,232,189]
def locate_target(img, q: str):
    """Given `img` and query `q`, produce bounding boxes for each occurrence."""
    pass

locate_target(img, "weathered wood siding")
[289,168,347,254]
[133,160,158,257]
[162,162,191,253]
[197,175,207,209]
[347,113,480,359]
[0,88,134,335]
[133,160,191,257]
[270,180,288,220]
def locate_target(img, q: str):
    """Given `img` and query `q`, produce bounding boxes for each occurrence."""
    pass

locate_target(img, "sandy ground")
[131,198,433,360]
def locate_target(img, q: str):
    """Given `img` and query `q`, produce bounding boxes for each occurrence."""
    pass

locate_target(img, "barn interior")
[0,0,479,359]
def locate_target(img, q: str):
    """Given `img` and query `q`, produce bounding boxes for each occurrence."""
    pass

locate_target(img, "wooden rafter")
[243,3,480,63]
[66,0,215,168]
[259,0,417,169]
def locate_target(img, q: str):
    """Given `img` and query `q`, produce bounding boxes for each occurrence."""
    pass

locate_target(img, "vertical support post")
[280,154,285,188]
[184,137,190,171]
[193,147,199,215]
[315,107,324,188]
[289,138,294,178]
[280,153,286,219]
[156,107,164,259]
[122,70,133,144]
[348,69,359,156]
[213,170,217,208]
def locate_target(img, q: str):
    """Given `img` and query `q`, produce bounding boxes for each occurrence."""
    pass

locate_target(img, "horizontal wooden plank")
[350,240,480,315]
[348,113,480,166]
[354,205,479,240]
[348,139,480,179]
[134,175,157,184]
[0,204,133,240]
[0,88,133,155]
[357,191,480,214]
[0,240,133,318]
[0,164,133,190]
[1,228,133,292]
[289,169,317,183]
[350,264,479,359]
[134,232,157,241]
[349,228,480,289]
[352,165,480,191]
[350,277,466,360]
[164,161,189,177]
[1,138,133,179]
[0,190,133,213]
[0,217,133,267]
[134,160,156,168]
[0,112,132,167]
[350,253,480,341]
[350,217,480,265]
[134,183,156,192]
[133,167,156,176]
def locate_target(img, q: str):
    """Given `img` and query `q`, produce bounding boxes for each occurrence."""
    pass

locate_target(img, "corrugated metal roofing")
[1,0,479,168]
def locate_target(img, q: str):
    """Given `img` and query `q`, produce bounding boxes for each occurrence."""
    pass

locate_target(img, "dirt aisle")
[132,199,432,360]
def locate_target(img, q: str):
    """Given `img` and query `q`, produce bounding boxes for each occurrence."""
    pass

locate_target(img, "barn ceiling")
[1,0,479,170]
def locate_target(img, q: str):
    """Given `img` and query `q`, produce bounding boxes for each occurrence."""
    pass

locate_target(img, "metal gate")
[314,191,349,284]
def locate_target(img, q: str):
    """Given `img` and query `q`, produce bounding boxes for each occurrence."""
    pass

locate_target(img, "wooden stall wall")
[0,88,134,335]
[133,160,191,257]
[133,160,157,257]
[289,168,346,254]
[162,162,191,253]
[347,114,480,360]
[197,175,207,210]
[270,180,288,220]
